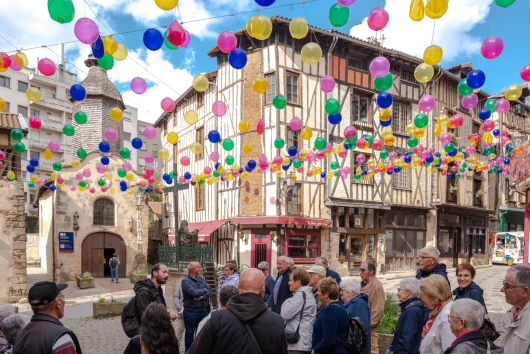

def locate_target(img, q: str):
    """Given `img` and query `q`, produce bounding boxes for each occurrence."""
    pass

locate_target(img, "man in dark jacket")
[316,256,342,285]
[268,256,293,314]
[416,246,450,286]
[14,281,82,354]
[188,268,288,354]
[258,261,275,303]
[181,261,212,351]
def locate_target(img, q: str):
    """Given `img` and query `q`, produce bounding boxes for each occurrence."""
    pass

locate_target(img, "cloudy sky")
[0,0,527,123]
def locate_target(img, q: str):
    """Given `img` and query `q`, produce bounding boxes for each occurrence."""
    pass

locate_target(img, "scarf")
[421,299,451,340]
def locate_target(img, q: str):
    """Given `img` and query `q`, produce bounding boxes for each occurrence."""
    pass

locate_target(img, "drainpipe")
[498,112,506,233]
[51,189,56,282]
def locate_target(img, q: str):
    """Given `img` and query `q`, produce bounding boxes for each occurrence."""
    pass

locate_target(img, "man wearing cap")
[14,281,82,354]
[307,265,326,316]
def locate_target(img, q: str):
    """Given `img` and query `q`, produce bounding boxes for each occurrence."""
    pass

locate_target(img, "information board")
[58,232,74,253]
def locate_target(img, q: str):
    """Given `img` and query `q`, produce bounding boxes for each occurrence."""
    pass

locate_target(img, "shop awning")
[231,216,332,227]
[187,219,227,242]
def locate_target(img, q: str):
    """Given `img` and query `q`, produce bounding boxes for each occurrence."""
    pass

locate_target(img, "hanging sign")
[58,232,74,253]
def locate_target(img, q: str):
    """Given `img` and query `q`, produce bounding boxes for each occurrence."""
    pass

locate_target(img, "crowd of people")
[2,247,530,354]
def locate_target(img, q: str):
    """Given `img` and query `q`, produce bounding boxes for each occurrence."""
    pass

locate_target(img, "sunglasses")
[258,268,266,272]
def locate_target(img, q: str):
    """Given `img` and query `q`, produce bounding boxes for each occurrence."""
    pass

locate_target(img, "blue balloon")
[145,187,151,193]
[320,172,326,178]
[282,162,292,171]
[426,154,434,164]
[101,156,110,165]
[131,138,143,149]
[447,173,453,179]
[143,29,164,51]
[214,162,221,170]
[120,185,128,192]
[26,165,35,173]
[49,184,57,192]
[70,84,86,101]
[245,165,252,173]
[394,166,402,173]
[504,157,511,165]
[184,172,192,180]
[287,146,298,157]
[344,142,350,150]
[448,149,458,157]
[120,180,127,188]
[99,141,111,153]
[492,129,500,137]
[380,118,392,127]
[92,35,104,59]
[404,155,412,164]
[30,158,39,167]
[247,160,257,170]
[377,92,393,109]
[478,108,491,121]
[466,70,486,89]
[228,48,247,69]
[255,0,275,5]
[163,173,170,181]
[328,113,342,125]
[190,181,196,186]
[208,130,221,143]
[239,168,244,174]
[496,168,503,174]
[166,178,173,185]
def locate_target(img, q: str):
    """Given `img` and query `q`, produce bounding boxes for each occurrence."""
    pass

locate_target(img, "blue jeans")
[183,309,208,351]
[110,268,118,281]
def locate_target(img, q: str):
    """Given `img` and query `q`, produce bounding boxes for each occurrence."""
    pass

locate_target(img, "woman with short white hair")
[0,314,29,354]
[443,299,489,354]
[340,278,371,354]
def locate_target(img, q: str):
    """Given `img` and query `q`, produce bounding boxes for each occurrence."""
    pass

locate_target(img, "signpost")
[58,232,74,253]
[163,162,189,245]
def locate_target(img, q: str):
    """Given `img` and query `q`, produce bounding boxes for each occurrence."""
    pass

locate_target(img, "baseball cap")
[307,265,326,277]
[28,281,68,306]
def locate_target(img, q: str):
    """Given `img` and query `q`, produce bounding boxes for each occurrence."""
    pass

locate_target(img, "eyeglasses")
[447,314,462,322]
[258,268,266,272]
[419,256,435,260]
[502,281,527,290]
[359,269,368,273]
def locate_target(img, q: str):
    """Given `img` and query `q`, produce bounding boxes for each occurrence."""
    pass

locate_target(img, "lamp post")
[135,192,145,255]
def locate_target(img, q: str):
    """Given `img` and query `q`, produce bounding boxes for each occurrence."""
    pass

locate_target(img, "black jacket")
[181,274,212,312]
[268,268,293,314]
[443,329,489,354]
[123,335,141,354]
[188,292,288,354]
[134,278,166,327]
[416,263,450,286]
[14,314,82,354]
[452,282,486,308]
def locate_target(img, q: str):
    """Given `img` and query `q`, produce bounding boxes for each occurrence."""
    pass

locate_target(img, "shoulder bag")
[284,291,306,344]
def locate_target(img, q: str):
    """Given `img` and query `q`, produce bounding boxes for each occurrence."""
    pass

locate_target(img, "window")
[438,228,452,255]
[196,127,204,160]
[141,141,147,151]
[392,167,410,189]
[265,73,276,104]
[400,68,416,84]
[286,183,302,214]
[286,127,302,151]
[93,198,115,226]
[286,231,320,261]
[123,132,131,141]
[17,81,28,92]
[473,173,483,207]
[139,158,146,166]
[0,76,10,87]
[152,144,159,158]
[392,102,409,134]
[465,228,486,255]
[139,129,144,135]
[27,216,39,233]
[17,106,28,117]
[446,163,457,203]
[30,109,40,117]
[286,72,299,104]
[347,57,366,71]
[152,160,158,168]
[472,121,481,150]
[30,151,40,160]
[2,102,9,112]
[197,92,204,107]
[352,93,369,124]
[195,182,205,211]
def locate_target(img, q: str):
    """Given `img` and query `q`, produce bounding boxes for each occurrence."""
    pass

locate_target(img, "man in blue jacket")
[415,246,450,286]
[181,261,212,351]
[267,256,293,313]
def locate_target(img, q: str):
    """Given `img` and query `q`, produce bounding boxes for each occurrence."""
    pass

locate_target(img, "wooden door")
[105,233,127,278]
[251,233,271,268]
[82,232,127,278]
[91,248,104,277]
[453,227,461,267]
[348,235,366,273]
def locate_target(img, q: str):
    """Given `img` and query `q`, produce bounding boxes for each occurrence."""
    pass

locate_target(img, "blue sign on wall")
[59,232,74,253]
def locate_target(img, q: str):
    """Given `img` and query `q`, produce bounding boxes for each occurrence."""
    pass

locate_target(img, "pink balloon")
[148,176,155,184]
[74,18,99,44]
[181,156,190,166]
[450,114,464,128]
[139,180,147,188]
[104,128,117,141]
[482,120,495,132]
[461,93,478,109]
[204,166,212,175]
[324,143,333,153]
[259,154,268,164]
[369,56,390,78]
[338,149,348,158]
[337,0,356,4]
[501,130,509,137]
[48,140,61,152]
[481,36,504,60]
[9,56,21,71]
[320,75,336,93]
[344,126,357,140]
[389,151,398,161]
[83,168,91,178]
[143,126,157,140]
[372,139,382,150]
[179,176,186,183]
[101,187,108,193]
[89,187,96,194]
[38,58,56,76]
[161,97,175,112]
[367,7,389,31]
[76,173,83,181]
[180,30,191,48]
[273,155,283,165]
[122,161,132,172]
[130,77,147,94]
[70,185,77,191]
[495,98,510,114]
[289,117,303,131]
[308,152,317,162]
[209,152,219,162]
[218,31,237,53]
[212,101,227,117]
[145,167,155,176]
[167,21,186,47]
[145,154,154,164]
[96,164,106,174]
[0,150,4,160]
[356,154,366,164]
[520,63,530,82]
[419,95,435,112]
[36,180,43,187]
[29,116,42,129]
[57,176,64,184]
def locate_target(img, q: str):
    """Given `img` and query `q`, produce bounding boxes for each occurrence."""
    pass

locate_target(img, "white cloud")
[349,0,494,62]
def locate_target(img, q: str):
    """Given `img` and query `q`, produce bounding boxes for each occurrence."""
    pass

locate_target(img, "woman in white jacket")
[281,268,317,354]
[419,274,456,354]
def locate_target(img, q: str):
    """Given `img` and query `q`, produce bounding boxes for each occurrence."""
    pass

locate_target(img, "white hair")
[400,277,420,298]
[278,256,294,266]
[340,278,361,295]
[420,246,441,261]
[257,261,269,270]
[315,257,328,266]
[2,314,29,343]
[450,299,485,330]
[0,305,15,330]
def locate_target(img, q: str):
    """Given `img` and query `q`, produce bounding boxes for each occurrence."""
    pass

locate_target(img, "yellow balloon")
[298,149,309,160]
[190,142,203,155]
[409,0,425,21]
[414,63,434,83]
[434,123,442,137]
[126,172,134,181]
[43,148,53,160]
[238,118,250,133]
[367,157,376,167]
[159,148,170,160]
[505,84,523,101]
[193,74,209,92]
[128,188,134,195]
[413,128,425,139]
[50,171,58,181]
[404,122,415,135]
[384,136,395,146]
[104,172,113,180]
[112,43,128,61]
[382,126,394,139]
[71,159,81,168]
[243,143,252,154]
[103,36,118,55]
[31,174,39,183]
[184,110,198,125]
[247,15,273,41]
[301,126,313,140]
[217,164,225,174]
[13,51,28,69]
[110,107,123,121]
[0,97,6,111]
[301,43,322,65]
[155,0,178,10]
[167,132,179,144]
[332,144,341,155]
[253,77,268,94]
[425,0,448,19]
[26,87,42,102]
[379,108,391,122]
[438,114,449,126]
[232,164,240,172]
[483,132,493,144]
[289,17,309,39]
[6,171,15,180]
[423,45,443,65]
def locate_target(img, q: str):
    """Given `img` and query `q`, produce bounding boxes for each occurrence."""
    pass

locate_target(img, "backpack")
[121,296,139,338]
[343,315,369,354]
[110,257,118,268]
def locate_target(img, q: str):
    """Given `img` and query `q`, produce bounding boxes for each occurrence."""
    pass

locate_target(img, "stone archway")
[82,232,126,278]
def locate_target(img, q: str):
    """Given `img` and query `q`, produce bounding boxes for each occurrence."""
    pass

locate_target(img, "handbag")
[482,309,500,342]
[285,291,306,344]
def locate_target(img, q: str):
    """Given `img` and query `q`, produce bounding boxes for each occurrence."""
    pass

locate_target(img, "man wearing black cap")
[14,281,82,354]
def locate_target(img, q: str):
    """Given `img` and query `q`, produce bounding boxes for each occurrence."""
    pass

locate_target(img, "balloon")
[104,128,117,141]
[74,18,99,44]
[481,36,504,59]
[38,58,56,77]
[159,148,170,160]
[208,130,221,143]
[414,113,428,129]
[43,148,52,160]
[287,146,298,157]
[302,126,313,140]
[222,138,234,151]
[26,87,42,102]
[129,77,147,95]
[29,116,42,129]
[290,117,303,131]
[91,35,104,59]
[253,77,268,93]
[274,138,285,149]
[520,63,530,82]
[301,43,322,65]
[325,98,340,115]
[228,48,248,69]
[218,31,237,53]
[478,108,491,121]
[77,148,87,159]
[368,7,389,31]
[461,93,478,109]
[180,156,190,166]
[494,0,516,7]
[120,147,131,159]
[0,97,5,111]
[321,75,336,93]
[99,141,110,153]
[328,113,342,125]
[377,92,393,109]
[143,29,164,51]
[409,0,425,21]
[344,126,357,139]
[143,126,157,139]
[184,110,198,125]
[246,15,273,40]
[102,36,118,55]
[482,120,495,132]
[414,63,434,83]
[113,43,128,61]
[155,0,179,10]
[239,117,250,133]
[48,140,61,152]
[255,0,275,5]
[62,124,75,137]
[122,161,132,172]
[167,132,179,145]
[101,155,110,165]
[329,4,349,27]
[504,84,522,101]
[273,94,287,109]
[425,0,448,19]
[466,70,486,89]
[98,54,115,70]
[193,75,209,92]
[212,101,227,117]
[374,73,393,91]
[457,79,473,96]
[167,21,186,47]
[495,98,510,114]
[290,17,309,38]
[109,107,122,122]
[48,0,75,23]
[180,30,191,48]
[131,137,143,150]
[424,45,443,65]
[419,95,435,112]
[369,56,390,78]
[70,84,86,101]
[10,129,23,141]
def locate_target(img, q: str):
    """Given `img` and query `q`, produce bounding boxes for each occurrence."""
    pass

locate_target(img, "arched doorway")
[82,232,126,278]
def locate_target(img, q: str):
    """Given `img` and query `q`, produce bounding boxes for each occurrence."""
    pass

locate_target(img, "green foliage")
[82,272,93,279]
[378,296,400,334]
[97,297,124,304]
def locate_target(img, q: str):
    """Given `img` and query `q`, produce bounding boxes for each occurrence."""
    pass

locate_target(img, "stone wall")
[0,182,27,303]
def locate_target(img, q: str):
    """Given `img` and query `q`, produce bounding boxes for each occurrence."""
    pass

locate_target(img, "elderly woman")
[443,299,488,354]
[0,314,29,354]
[281,268,317,354]
[452,263,485,307]
[223,262,239,287]
[312,277,349,354]
[388,277,429,354]
[0,306,15,347]
[419,274,455,354]
[340,278,371,354]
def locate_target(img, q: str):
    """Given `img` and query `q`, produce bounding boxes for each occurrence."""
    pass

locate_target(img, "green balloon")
[407,137,418,148]
[413,113,428,129]
[314,137,327,151]
[485,99,496,113]
[63,124,75,137]
[365,135,373,146]
[330,161,339,170]
[325,98,340,115]
[457,79,473,96]
[28,182,35,189]
[494,0,516,7]
[79,180,87,188]
[164,31,179,50]
[199,180,205,184]
[354,174,361,181]
[10,129,23,141]
[177,181,183,185]
[444,143,455,153]
[222,138,234,151]
[380,150,389,159]
[169,171,174,179]
[74,111,88,124]
[98,179,105,187]
[455,173,461,179]
[293,160,302,169]
[118,168,126,178]
[273,95,287,109]
[52,162,62,171]
[13,142,25,154]
[98,54,115,70]
[374,73,393,92]
[138,187,145,192]
[274,138,285,149]
[77,148,87,159]
[329,3,349,27]
[225,155,235,165]
[120,148,131,159]
[48,0,75,24]
[213,171,220,177]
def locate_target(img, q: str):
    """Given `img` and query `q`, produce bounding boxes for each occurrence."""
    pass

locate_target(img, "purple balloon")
[419,95,435,112]
[495,98,510,114]
[104,128,118,141]
[96,164,106,174]
[461,93,478,109]
[83,168,91,178]
[130,77,147,94]
[122,161,132,172]
[74,18,99,44]
[212,101,227,117]
[369,56,390,78]
[321,75,336,93]
[143,126,157,140]
[337,0,356,4]
[180,30,191,48]
[48,140,61,152]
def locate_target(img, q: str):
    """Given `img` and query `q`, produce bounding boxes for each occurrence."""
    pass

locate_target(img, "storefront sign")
[58,232,74,253]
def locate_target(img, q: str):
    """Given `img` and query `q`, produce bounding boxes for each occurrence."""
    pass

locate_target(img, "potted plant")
[449,184,458,193]
[378,296,399,352]
[93,297,126,319]
[76,272,95,289]
[130,268,147,284]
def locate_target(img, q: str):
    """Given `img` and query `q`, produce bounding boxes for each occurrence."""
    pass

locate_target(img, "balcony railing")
[158,245,213,271]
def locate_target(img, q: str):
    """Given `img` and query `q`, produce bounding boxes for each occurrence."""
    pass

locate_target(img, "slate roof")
[76,57,125,109]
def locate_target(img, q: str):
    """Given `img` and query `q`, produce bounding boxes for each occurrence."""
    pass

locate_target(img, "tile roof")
[0,113,26,131]
[148,202,163,218]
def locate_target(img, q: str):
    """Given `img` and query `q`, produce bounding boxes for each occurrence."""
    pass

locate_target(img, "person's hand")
[169,312,177,321]
[193,296,204,301]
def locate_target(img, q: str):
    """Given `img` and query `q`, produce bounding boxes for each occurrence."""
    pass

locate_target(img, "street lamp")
[135,192,145,255]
